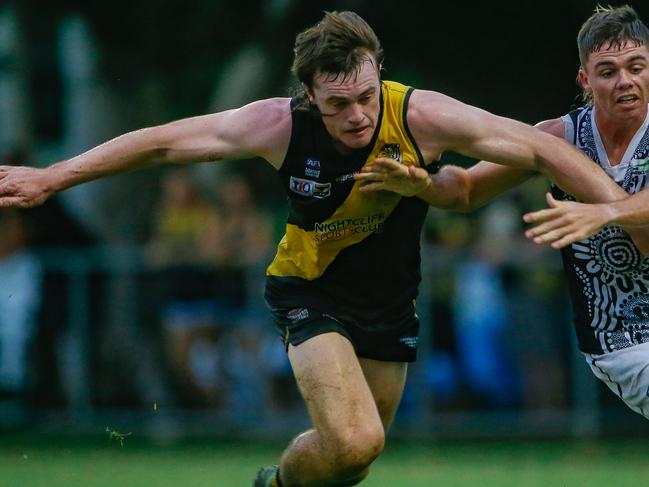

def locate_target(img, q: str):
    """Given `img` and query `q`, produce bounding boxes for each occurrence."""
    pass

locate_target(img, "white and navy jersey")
[554,105,649,354]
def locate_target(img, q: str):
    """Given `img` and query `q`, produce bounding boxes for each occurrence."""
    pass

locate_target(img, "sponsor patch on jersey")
[289,176,331,198]
[335,171,357,183]
[304,158,321,178]
[313,213,385,243]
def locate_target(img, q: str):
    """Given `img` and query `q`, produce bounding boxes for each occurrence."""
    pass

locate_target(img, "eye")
[359,94,373,105]
[600,70,613,78]
[630,65,645,74]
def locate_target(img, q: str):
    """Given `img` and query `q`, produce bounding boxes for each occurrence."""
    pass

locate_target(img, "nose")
[347,103,364,124]
[618,70,634,89]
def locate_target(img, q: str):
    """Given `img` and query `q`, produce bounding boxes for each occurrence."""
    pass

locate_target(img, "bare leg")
[359,357,407,430]
[279,333,407,486]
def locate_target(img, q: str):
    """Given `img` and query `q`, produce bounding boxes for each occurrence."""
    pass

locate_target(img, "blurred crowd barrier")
[1,229,647,440]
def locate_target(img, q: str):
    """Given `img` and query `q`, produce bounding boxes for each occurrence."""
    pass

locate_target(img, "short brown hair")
[577,5,649,104]
[291,11,383,105]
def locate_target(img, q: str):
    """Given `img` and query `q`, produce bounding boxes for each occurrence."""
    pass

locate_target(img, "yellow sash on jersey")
[267,81,422,280]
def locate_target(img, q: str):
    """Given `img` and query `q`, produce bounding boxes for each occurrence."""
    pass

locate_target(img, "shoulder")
[227,98,292,169]
[407,89,468,123]
[406,88,495,138]
[534,118,565,138]
[404,88,491,161]
[235,97,292,130]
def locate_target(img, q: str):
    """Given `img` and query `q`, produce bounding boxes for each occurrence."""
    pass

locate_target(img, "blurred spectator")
[453,248,521,409]
[214,174,273,268]
[212,174,276,414]
[0,209,42,399]
[148,166,225,408]
[0,148,95,411]
[423,199,523,410]
[149,169,274,410]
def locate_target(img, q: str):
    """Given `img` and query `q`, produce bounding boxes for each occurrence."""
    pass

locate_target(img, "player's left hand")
[523,192,611,248]
[354,157,430,196]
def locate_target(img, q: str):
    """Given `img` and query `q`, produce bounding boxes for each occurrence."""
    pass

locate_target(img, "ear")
[577,66,590,92]
[302,83,315,104]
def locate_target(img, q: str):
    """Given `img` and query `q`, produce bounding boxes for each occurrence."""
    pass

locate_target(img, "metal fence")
[2,243,645,441]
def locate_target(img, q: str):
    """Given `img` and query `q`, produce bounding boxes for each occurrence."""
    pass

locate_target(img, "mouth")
[346,126,371,136]
[616,94,640,104]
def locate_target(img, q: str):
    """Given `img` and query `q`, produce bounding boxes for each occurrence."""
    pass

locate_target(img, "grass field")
[1,434,648,487]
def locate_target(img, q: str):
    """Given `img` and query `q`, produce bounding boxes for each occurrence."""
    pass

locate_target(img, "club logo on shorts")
[399,336,418,349]
[289,176,331,198]
[287,308,309,323]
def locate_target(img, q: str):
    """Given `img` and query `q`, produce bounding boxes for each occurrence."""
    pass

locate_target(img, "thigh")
[359,358,407,429]
[586,342,649,419]
[288,332,381,440]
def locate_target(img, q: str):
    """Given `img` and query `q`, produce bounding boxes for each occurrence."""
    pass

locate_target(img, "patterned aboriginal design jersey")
[265,80,430,324]
[554,105,649,354]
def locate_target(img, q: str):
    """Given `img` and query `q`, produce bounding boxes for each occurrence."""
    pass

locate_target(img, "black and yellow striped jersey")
[265,80,430,323]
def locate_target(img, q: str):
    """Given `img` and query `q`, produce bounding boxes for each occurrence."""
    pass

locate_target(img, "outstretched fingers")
[0,196,28,208]
[524,213,571,243]
[369,157,403,171]
[355,170,386,192]
[523,192,608,248]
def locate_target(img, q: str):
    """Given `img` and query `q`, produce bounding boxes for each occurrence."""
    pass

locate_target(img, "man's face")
[306,58,381,152]
[580,41,649,120]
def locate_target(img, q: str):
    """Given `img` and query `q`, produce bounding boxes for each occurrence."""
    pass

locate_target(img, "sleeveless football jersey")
[265,80,429,323]
[554,105,649,354]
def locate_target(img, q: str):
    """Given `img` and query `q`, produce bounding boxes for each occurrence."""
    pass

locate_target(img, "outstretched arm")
[355,157,532,211]
[0,98,291,208]
[405,90,625,204]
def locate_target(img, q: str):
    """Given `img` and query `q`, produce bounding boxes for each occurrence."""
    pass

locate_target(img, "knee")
[329,422,385,476]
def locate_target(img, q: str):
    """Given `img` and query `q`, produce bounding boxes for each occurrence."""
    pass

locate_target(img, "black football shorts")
[268,304,420,362]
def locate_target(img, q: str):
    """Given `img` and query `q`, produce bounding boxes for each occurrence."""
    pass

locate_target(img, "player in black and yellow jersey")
[0,10,642,487]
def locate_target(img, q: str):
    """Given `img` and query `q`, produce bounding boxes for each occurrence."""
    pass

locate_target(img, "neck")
[594,105,647,164]
[332,139,354,155]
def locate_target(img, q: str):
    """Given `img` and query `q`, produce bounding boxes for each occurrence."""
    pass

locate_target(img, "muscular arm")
[419,162,533,211]
[0,98,292,207]
[355,153,532,210]
[406,90,625,204]
[355,96,548,211]
[358,94,649,253]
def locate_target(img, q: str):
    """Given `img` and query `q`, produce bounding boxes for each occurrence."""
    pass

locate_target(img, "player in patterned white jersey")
[357,4,649,419]
[0,9,647,487]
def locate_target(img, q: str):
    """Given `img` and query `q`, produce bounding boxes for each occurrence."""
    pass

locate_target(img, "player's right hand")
[355,157,431,196]
[0,165,55,208]
[523,192,611,248]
